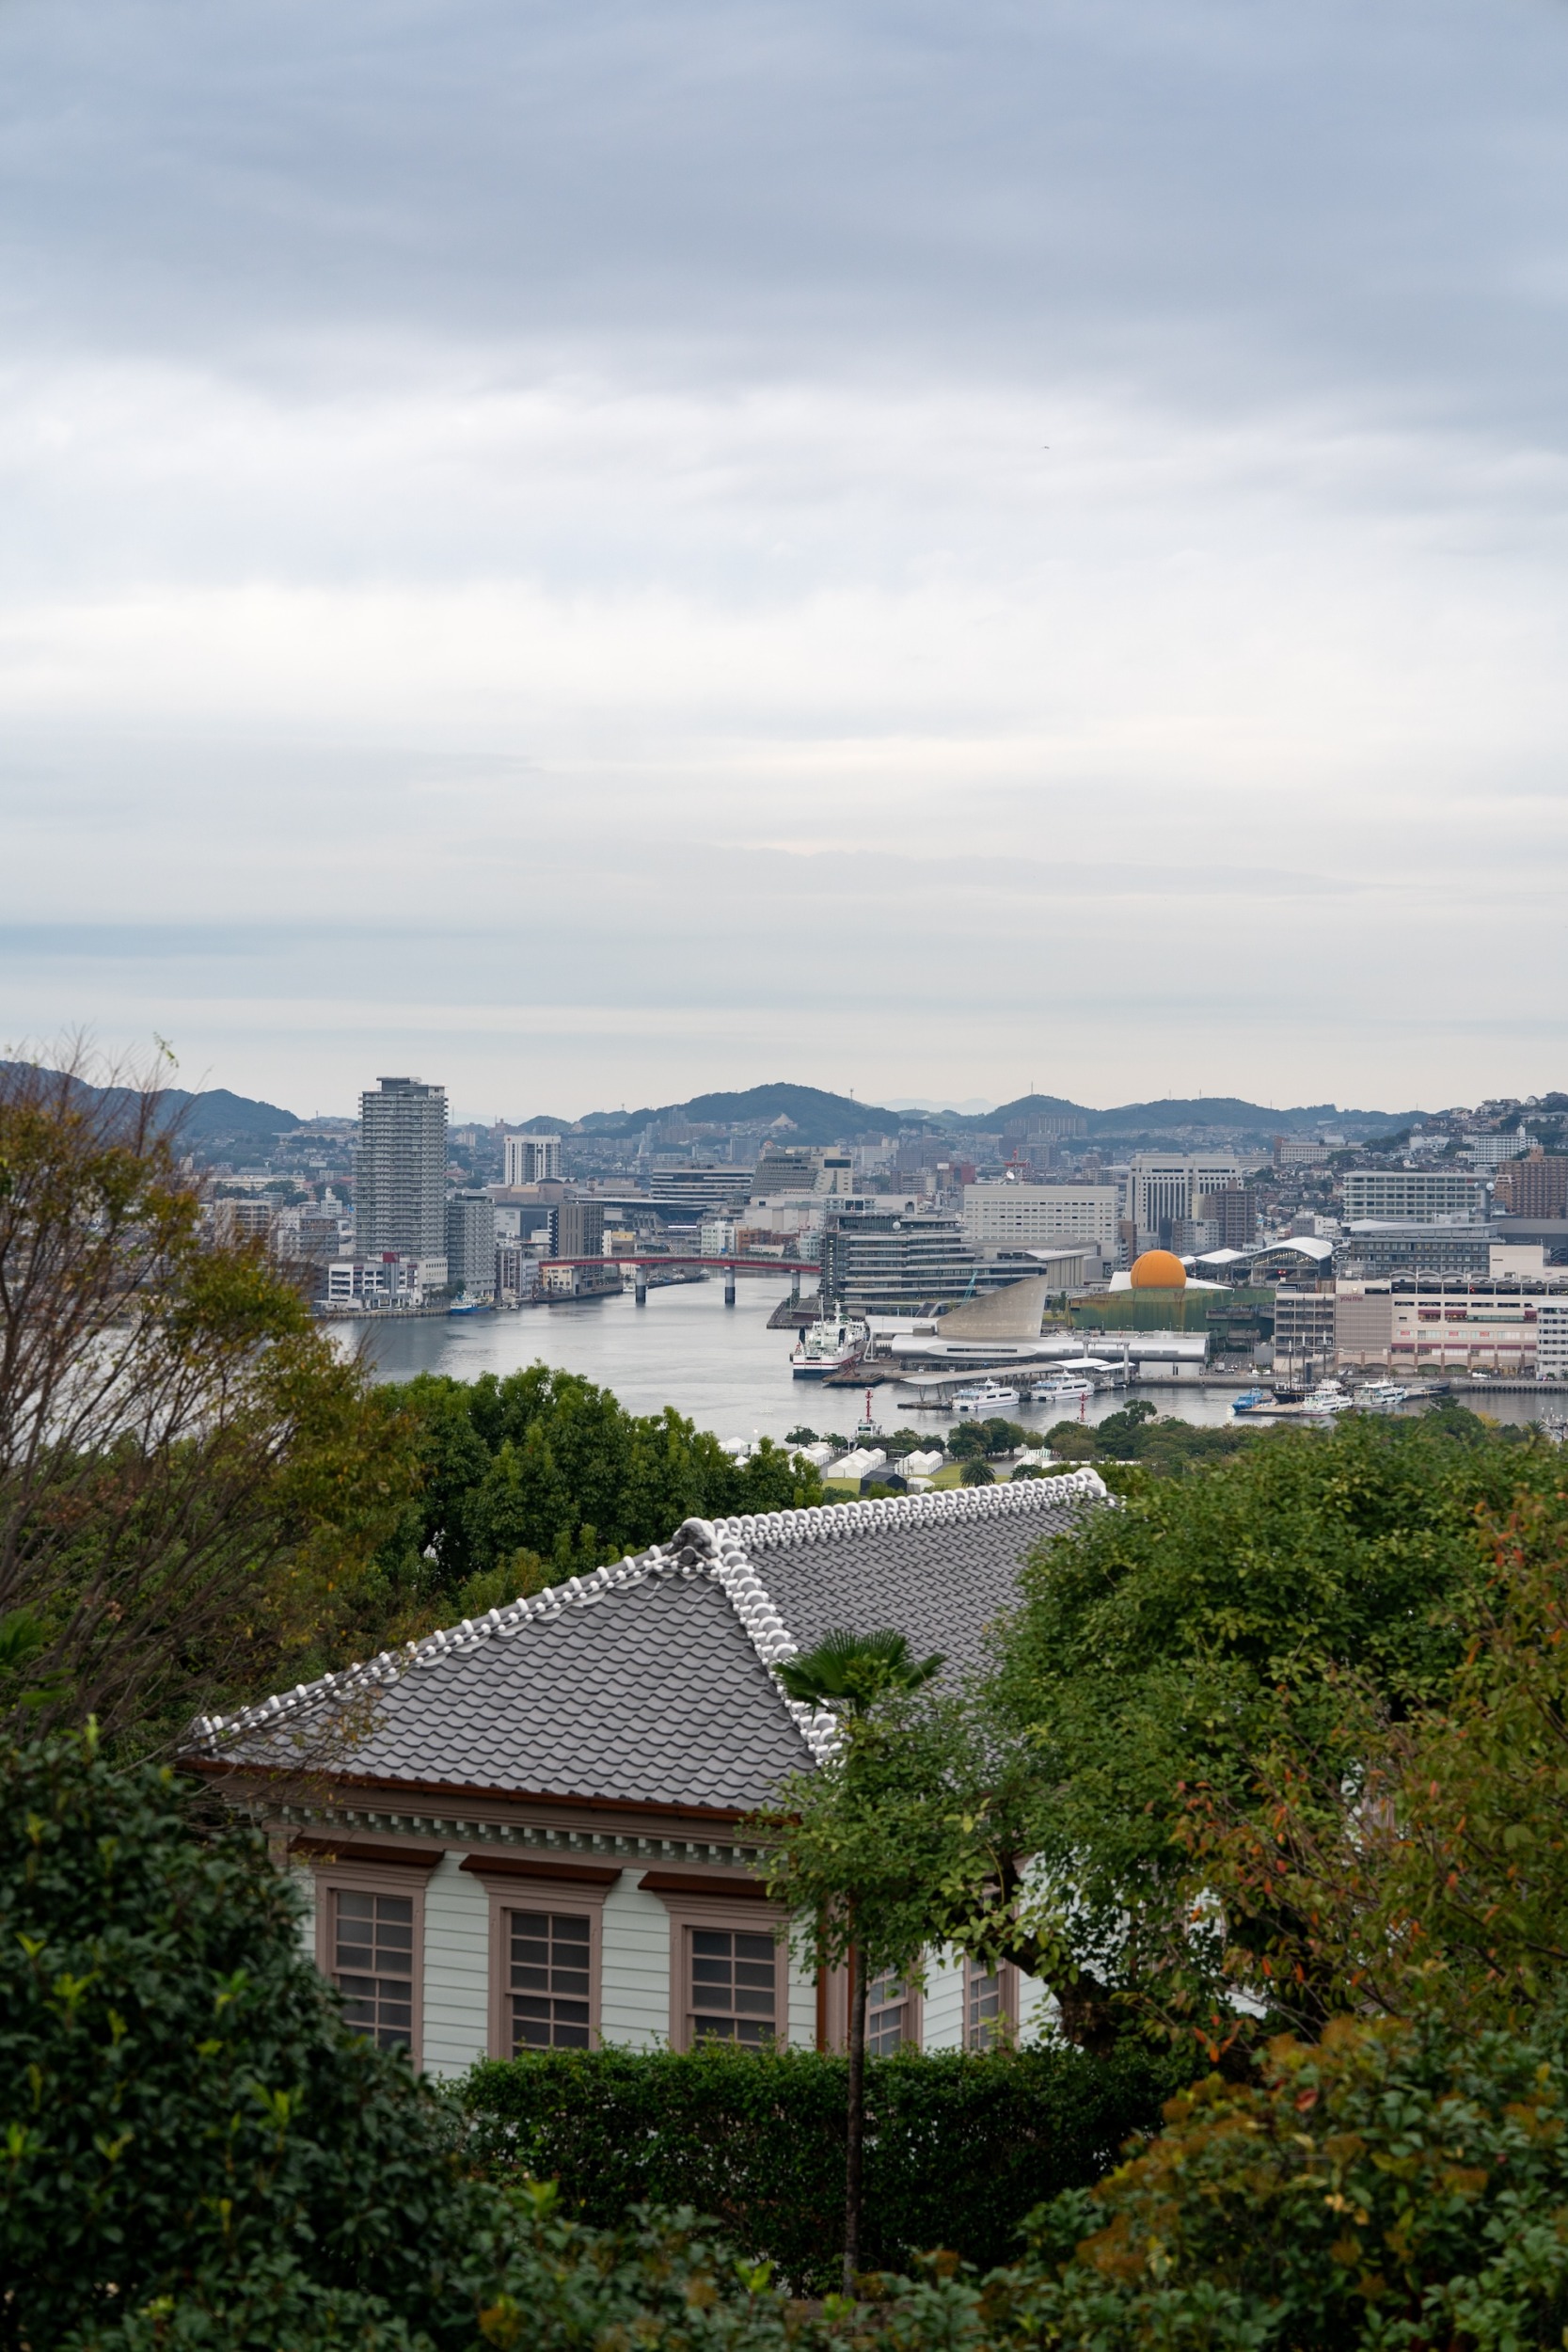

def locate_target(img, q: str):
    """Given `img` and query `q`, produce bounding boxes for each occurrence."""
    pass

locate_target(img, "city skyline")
[4,0,1568,1111]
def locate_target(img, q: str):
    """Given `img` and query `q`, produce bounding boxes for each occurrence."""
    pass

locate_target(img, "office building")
[1196,1185,1259,1249]
[504,1134,563,1186]
[1339,1168,1486,1224]
[1336,1224,1495,1280]
[1493,1151,1568,1218]
[548,1200,606,1260]
[820,1213,991,1313]
[960,1183,1119,1257]
[1129,1153,1243,1250]
[1335,1281,1395,1369]
[1388,1280,1541,1375]
[1274,1137,1328,1168]
[445,1191,497,1299]
[355,1078,448,1277]
[699,1216,737,1257]
[645,1165,752,1216]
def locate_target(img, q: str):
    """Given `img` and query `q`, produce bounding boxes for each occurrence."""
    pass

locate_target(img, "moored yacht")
[953,1378,1021,1415]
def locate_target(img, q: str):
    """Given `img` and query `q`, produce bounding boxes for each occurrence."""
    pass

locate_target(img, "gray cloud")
[2,0,1567,1109]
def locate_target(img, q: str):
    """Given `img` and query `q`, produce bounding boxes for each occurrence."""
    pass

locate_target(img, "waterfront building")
[504,1134,563,1185]
[1339,1168,1486,1223]
[819,1211,1016,1311]
[356,1078,448,1279]
[960,1182,1118,1258]
[493,1240,540,1305]
[193,1479,1107,2068]
[699,1216,737,1258]
[1335,1275,1555,1375]
[445,1192,497,1300]
[323,1254,432,1308]
[1493,1150,1568,1217]
[1273,1286,1338,1380]
[548,1199,606,1261]
[1538,1295,1568,1379]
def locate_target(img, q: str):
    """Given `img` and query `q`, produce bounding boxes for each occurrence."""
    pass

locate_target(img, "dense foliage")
[356,1365,825,1629]
[461,2041,1188,2294]
[0,1728,509,2349]
[1001,2012,1568,2352]
[959,1409,1567,2042]
[1044,1400,1257,1474]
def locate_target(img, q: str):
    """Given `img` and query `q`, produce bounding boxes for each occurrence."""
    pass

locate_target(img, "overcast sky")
[3,0,1567,1120]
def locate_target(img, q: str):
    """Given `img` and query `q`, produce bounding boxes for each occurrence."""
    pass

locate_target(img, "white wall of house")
[423,1856,492,2077]
[923,1947,966,2050]
[601,1876,679,2049]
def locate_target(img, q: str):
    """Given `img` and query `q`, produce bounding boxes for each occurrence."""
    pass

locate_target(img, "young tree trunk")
[842,1937,869,2296]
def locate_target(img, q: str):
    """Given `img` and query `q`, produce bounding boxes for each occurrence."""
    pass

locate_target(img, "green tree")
[765,1630,944,2293]
[360,1369,825,1644]
[0,1053,411,1751]
[955,1414,1565,2048]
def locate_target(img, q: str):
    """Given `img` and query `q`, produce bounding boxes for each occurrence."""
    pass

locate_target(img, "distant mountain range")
[517,1082,1421,1150]
[8,1068,301,1149]
[21,1069,1436,1156]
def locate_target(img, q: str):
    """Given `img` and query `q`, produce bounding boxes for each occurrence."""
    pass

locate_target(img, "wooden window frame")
[307,1851,437,2068]
[641,1873,788,2052]
[461,1855,620,2058]
[962,1954,1019,2050]
[865,1960,924,2055]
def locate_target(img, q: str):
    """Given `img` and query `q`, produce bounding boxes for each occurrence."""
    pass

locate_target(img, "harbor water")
[339,1278,1561,1445]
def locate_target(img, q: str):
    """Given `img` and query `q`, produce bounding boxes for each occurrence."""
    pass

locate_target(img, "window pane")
[509,1909,595,2053]
[686,1926,775,2049]
[333,1889,416,2052]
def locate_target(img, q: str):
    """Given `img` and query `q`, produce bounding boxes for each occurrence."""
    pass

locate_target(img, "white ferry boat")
[790,1315,869,1378]
[953,1378,1021,1416]
[1301,1379,1352,1416]
[1030,1374,1095,1405]
[1356,1381,1411,1411]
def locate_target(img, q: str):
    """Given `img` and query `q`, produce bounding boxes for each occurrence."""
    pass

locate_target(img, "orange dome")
[1130,1248,1187,1290]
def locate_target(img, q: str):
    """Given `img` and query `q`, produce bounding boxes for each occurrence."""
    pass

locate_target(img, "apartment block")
[356,1077,448,1273]
[445,1191,497,1299]
[504,1134,563,1185]
[1492,1151,1568,1217]
[548,1199,606,1260]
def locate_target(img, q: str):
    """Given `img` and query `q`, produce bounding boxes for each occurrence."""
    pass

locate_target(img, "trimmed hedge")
[461,2039,1189,2293]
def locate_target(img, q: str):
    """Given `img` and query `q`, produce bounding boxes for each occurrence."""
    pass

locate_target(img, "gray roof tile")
[198,1473,1104,1812]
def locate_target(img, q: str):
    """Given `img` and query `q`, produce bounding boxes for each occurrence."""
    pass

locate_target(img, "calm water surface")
[337,1280,1564,1445]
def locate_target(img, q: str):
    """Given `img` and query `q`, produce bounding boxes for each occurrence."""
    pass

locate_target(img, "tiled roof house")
[193,1474,1105,2071]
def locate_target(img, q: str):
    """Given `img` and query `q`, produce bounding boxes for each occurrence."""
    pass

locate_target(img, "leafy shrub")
[460,2040,1189,2295]
[1001,2011,1568,2352]
[0,1728,508,2350]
